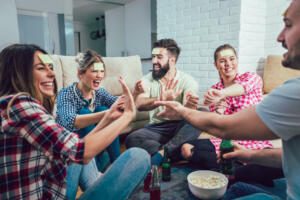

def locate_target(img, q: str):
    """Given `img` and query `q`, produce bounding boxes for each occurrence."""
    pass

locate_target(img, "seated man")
[125,38,201,166]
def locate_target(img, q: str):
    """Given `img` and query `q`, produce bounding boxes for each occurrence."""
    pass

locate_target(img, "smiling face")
[214,48,238,80]
[78,63,105,91]
[151,48,173,80]
[33,51,56,98]
[277,0,300,69]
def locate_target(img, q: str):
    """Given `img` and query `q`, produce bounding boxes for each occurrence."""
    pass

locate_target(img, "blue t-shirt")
[56,82,117,132]
[256,77,300,200]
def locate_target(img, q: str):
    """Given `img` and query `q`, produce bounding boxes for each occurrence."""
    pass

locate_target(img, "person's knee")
[127,147,150,168]
[181,143,194,159]
[125,132,139,148]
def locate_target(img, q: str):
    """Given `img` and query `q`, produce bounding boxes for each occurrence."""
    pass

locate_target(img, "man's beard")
[151,63,170,80]
[282,39,300,70]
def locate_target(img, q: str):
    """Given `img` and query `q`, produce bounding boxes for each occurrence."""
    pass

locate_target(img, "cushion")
[59,55,79,87]
[263,55,300,94]
[101,56,143,96]
[51,55,64,91]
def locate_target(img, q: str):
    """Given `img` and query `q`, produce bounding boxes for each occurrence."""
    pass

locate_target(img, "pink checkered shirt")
[0,95,85,200]
[208,72,272,153]
[209,72,263,115]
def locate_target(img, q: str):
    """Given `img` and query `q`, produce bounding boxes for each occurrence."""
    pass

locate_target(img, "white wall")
[105,0,152,58]
[125,0,151,58]
[15,0,73,54]
[157,0,241,98]
[238,0,267,76]
[105,6,125,57]
[0,0,20,49]
[157,0,290,98]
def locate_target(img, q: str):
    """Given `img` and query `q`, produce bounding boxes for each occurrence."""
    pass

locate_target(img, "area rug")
[129,167,199,200]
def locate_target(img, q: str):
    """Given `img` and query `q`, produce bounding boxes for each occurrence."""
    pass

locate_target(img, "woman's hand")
[119,76,136,121]
[184,91,199,109]
[106,95,125,120]
[203,88,225,106]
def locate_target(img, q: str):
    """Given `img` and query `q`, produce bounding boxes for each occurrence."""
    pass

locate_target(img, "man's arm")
[154,101,278,140]
[223,147,282,168]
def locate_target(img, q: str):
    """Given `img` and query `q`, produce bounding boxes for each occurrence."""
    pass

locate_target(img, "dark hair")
[213,44,237,62]
[153,39,181,62]
[75,49,106,76]
[0,44,58,113]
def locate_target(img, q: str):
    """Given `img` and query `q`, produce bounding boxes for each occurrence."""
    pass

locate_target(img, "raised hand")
[215,99,228,115]
[106,95,125,120]
[154,100,183,120]
[133,80,145,98]
[160,79,182,101]
[119,76,136,120]
[184,91,199,109]
[203,88,225,106]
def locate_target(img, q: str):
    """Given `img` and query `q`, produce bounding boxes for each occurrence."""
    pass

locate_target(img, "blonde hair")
[75,49,106,75]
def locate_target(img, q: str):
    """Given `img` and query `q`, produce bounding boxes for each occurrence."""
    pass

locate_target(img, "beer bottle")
[150,165,160,200]
[220,139,235,175]
[162,146,171,181]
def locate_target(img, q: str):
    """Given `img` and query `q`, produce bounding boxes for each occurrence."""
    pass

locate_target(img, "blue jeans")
[77,106,121,171]
[78,148,150,200]
[223,178,287,200]
[66,159,99,200]
[66,106,121,199]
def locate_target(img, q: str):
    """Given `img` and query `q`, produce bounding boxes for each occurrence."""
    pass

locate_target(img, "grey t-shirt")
[256,77,300,200]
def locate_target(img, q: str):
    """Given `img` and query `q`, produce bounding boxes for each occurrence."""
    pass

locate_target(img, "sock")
[151,152,163,166]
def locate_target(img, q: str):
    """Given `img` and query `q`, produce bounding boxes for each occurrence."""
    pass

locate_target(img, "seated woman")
[56,50,121,198]
[180,44,282,185]
[0,44,150,200]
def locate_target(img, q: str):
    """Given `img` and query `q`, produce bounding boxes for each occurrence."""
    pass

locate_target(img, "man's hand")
[160,79,182,101]
[217,143,251,165]
[215,100,228,115]
[133,80,145,98]
[154,100,183,120]
[184,91,199,109]
[203,88,225,106]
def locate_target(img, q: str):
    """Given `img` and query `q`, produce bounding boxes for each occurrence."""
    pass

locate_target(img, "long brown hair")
[0,44,58,114]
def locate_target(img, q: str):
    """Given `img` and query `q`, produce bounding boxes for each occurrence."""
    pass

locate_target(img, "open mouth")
[153,64,161,71]
[93,80,101,87]
[224,67,233,72]
[41,82,54,89]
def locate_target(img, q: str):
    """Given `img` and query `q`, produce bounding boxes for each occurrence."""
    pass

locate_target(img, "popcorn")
[189,175,227,189]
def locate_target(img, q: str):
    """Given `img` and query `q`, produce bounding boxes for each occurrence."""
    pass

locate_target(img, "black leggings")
[185,139,284,187]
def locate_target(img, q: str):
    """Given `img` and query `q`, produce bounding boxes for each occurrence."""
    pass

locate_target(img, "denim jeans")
[66,159,99,200]
[78,148,150,200]
[66,106,121,199]
[77,106,121,172]
[223,178,287,200]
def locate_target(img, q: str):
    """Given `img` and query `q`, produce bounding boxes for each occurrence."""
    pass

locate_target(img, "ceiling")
[73,0,135,24]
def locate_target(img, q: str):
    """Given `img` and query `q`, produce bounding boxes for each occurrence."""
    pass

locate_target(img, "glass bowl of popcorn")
[187,170,228,200]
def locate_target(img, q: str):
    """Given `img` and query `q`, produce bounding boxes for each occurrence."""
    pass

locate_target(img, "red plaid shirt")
[209,72,263,114]
[0,95,85,200]
[208,72,272,152]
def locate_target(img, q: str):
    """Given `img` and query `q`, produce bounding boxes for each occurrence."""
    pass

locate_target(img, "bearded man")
[125,38,201,166]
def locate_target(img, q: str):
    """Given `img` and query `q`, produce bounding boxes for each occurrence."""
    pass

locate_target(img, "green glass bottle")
[162,146,171,181]
[220,139,235,175]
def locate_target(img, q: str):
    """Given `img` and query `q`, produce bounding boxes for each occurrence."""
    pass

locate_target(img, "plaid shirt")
[208,72,272,152]
[209,72,263,114]
[0,95,85,200]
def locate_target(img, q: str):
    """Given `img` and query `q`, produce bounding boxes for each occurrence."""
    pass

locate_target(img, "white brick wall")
[157,0,241,99]
[157,0,290,100]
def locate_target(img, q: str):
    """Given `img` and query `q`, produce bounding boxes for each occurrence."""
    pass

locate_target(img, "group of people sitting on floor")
[1,0,300,199]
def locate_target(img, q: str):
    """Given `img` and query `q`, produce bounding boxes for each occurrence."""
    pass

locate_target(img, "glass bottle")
[220,139,235,175]
[162,146,171,181]
[150,165,160,200]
